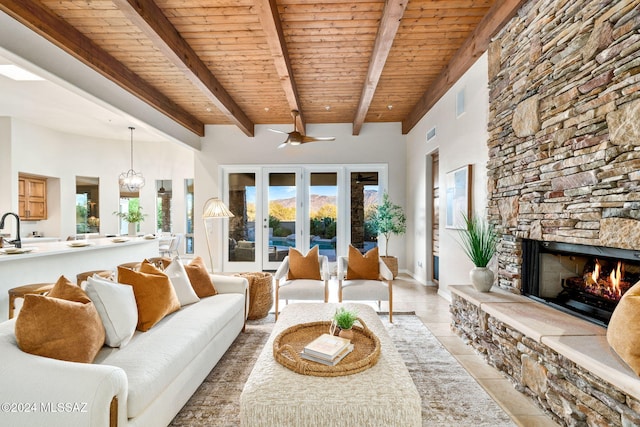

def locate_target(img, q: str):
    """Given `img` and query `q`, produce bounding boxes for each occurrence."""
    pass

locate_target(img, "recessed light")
[325,106,331,111]
[206,107,212,112]
[0,65,44,81]
[264,107,270,112]
[387,104,393,110]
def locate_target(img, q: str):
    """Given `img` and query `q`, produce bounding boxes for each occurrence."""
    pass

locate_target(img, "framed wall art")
[445,164,472,229]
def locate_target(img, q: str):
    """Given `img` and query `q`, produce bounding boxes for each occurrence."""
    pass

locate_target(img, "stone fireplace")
[521,239,640,326]
[451,0,640,425]
[486,0,640,298]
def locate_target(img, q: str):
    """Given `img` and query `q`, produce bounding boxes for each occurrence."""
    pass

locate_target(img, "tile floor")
[380,275,559,427]
[308,273,560,427]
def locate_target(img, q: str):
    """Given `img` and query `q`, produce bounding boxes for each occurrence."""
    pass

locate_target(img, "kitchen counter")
[0,237,159,320]
[20,237,61,244]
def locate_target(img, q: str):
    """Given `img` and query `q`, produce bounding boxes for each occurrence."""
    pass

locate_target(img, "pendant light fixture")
[158,180,166,195]
[119,126,145,191]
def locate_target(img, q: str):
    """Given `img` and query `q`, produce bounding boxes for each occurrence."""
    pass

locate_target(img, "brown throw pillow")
[346,245,380,280]
[118,264,180,332]
[287,246,321,280]
[607,280,640,375]
[15,276,105,363]
[47,274,91,303]
[184,256,217,297]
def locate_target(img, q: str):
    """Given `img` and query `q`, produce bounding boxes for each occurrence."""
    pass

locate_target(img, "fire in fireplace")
[522,239,640,327]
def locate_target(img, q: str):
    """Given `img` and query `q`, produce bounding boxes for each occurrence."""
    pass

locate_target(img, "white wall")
[0,117,13,216]
[405,53,490,297]
[195,122,407,272]
[0,118,194,244]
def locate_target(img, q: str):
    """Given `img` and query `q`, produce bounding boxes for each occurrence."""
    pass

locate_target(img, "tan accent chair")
[273,255,329,320]
[337,256,394,322]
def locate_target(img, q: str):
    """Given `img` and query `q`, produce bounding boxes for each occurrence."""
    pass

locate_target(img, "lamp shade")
[203,197,234,218]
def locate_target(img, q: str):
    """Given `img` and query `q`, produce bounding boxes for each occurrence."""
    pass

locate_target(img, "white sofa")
[0,274,248,427]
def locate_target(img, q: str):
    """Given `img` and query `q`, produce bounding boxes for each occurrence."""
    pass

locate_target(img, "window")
[456,88,465,117]
[76,176,99,234]
[185,179,194,254]
[156,180,172,233]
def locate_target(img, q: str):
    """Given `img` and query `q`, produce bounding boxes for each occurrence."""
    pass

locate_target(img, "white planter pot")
[128,222,137,237]
[470,267,494,292]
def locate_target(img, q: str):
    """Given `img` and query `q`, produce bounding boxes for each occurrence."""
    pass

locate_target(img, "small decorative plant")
[113,207,146,223]
[333,307,358,330]
[458,213,497,268]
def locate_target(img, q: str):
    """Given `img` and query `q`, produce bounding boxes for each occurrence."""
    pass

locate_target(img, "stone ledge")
[450,285,640,402]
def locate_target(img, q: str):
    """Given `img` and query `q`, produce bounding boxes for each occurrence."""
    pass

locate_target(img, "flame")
[591,260,601,282]
[609,261,623,298]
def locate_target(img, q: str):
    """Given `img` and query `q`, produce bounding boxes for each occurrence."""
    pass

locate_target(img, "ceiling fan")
[269,110,335,148]
[355,173,377,184]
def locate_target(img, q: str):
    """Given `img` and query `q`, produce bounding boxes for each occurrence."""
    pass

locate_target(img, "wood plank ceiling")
[0,0,526,138]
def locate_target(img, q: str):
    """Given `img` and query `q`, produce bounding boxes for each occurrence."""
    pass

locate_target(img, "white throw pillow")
[165,257,200,306]
[85,275,138,348]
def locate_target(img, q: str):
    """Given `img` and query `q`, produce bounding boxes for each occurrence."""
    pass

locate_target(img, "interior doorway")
[430,151,439,286]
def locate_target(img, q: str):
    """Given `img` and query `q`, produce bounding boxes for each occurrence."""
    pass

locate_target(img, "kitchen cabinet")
[18,175,47,220]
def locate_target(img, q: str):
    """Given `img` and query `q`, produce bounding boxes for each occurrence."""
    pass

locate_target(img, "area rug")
[169,314,515,427]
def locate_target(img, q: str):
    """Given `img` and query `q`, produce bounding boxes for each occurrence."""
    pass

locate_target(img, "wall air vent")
[426,127,436,141]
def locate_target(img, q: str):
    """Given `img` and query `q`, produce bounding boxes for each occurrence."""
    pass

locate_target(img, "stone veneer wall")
[487,0,640,292]
[451,293,640,426]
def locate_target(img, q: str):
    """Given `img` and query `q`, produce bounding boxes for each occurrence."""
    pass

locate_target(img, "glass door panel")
[227,173,257,264]
[309,172,337,262]
[263,171,299,269]
[350,171,380,254]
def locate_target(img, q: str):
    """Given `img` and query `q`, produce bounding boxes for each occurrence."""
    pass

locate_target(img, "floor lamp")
[203,197,234,272]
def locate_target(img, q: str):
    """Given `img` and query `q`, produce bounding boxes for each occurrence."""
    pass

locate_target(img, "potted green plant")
[371,192,407,278]
[332,307,358,340]
[113,207,147,236]
[458,213,498,292]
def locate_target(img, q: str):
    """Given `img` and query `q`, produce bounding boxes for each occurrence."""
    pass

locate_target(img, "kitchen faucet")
[0,212,22,248]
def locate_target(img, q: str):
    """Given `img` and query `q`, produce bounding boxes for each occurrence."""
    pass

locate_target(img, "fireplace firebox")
[522,239,640,327]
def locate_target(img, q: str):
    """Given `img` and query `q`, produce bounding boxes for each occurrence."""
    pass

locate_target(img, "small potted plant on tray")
[332,307,358,340]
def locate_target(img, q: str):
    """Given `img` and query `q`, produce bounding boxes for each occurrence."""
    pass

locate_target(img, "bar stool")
[76,269,114,286]
[146,257,172,270]
[8,283,55,319]
[117,262,141,271]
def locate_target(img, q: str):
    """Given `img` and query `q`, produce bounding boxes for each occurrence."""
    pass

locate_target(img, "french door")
[222,165,385,272]
[262,168,303,270]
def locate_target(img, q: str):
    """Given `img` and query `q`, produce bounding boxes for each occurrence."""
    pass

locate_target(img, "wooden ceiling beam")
[255,0,305,134]
[114,0,254,137]
[352,0,408,136]
[0,0,204,137]
[402,0,527,134]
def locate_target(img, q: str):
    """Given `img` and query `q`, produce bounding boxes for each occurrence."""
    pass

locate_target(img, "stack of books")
[300,333,354,366]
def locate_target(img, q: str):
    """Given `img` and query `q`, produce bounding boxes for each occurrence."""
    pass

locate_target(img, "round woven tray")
[272,318,380,377]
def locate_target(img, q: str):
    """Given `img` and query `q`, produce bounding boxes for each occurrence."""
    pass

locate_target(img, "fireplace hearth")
[522,239,640,327]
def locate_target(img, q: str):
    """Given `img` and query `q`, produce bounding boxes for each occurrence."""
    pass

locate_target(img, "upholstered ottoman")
[240,303,421,426]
